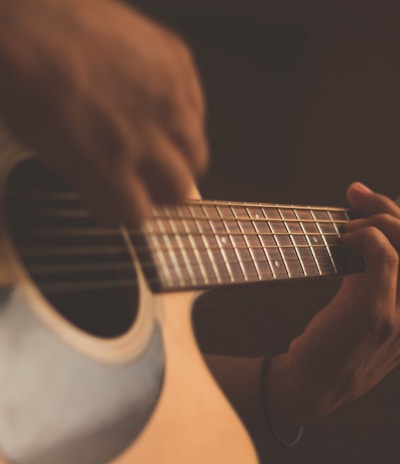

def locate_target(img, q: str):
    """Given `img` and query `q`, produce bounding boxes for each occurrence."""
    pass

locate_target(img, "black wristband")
[259,354,304,447]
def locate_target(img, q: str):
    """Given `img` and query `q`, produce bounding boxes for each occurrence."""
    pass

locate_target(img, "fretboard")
[134,199,364,292]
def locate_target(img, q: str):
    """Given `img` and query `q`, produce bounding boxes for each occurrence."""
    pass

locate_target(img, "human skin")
[0,0,207,225]
[209,183,400,430]
[1,0,400,439]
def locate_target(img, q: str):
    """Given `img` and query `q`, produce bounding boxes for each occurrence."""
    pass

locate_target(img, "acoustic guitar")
[0,126,363,463]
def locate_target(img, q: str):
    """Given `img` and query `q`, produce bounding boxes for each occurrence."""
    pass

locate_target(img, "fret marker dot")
[255,214,260,219]
[221,237,228,245]
[274,260,280,268]
[312,236,318,243]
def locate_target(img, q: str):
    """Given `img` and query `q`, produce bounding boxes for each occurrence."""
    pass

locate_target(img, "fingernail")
[353,182,373,193]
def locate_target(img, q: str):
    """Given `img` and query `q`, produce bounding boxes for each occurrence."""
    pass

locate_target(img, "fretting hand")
[266,182,400,426]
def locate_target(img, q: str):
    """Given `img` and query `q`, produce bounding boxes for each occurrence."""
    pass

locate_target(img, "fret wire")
[144,219,173,288]
[327,210,341,237]
[245,223,277,279]
[151,242,343,254]
[293,209,322,276]
[18,242,345,257]
[179,199,349,213]
[343,210,351,222]
[310,209,338,274]
[185,205,211,285]
[257,207,289,278]
[32,251,343,294]
[224,206,248,282]
[154,217,186,287]
[249,247,273,280]
[24,244,349,278]
[278,208,306,277]
[231,203,271,279]
[266,212,291,278]
[203,208,233,282]
[165,209,197,287]
[242,208,260,279]
[13,209,349,226]
[150,214,347,226]
[203,204,235,283]
[39,250,354,295]
[146,230,342,239]
[183,206,219,284]
[16,228,344,240]
[244,241,265,280]
[240,207,276,278]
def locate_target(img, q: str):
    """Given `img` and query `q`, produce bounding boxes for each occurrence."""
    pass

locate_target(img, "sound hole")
[5,160,139,338]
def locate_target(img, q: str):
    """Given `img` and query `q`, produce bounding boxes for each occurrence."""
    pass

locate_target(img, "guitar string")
[7,189,350,212]
[13,228,343,240]
[35,249,353,295]
[38,262,354,295]
[13,227,349,277]
[7,194,354,293]
[35,245,361,295]
[7,221,348,244]
[16,241,344,257]
[19,243,354,282]
[9,210,349,229]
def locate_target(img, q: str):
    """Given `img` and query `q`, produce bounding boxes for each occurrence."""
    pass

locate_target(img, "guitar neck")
[133,199,365,292]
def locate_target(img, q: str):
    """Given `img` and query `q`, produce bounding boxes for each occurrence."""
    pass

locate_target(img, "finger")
[156,94,208,177]
[162,29,206,119]
[137,130,196,204]
[341,227,398,315]
[345,214,400,250]
[346,182,400,218]
[68,158,152,227]
[108,169,153,227]
[168,114,208,178]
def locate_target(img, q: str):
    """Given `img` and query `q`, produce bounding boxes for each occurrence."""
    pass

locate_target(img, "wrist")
[264,352,332,426]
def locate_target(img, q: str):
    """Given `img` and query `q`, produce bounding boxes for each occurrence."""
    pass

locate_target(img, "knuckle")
[166,30,194,66]
[363,225,383,242]
[374,315,397,345]
[175,39,195,66]
[373,213,395,228]
[364,226,399,265]
[380,247,398,267]
[193,138,209,176]
[178,127,208,176]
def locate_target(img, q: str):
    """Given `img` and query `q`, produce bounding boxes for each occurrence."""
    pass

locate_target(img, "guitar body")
[0,124,361,463]
[0,134,258,463]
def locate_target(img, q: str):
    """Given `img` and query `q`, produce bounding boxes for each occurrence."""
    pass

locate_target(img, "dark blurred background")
[130,1,400,462]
